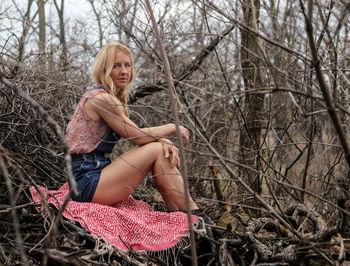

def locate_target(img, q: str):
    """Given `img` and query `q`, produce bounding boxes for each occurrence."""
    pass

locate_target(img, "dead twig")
[300,0,350,171]
[144,1,197,265]
[0,73,78,197]
[0,154,28,265]
[0,74,78,248]
[176,95,335,265]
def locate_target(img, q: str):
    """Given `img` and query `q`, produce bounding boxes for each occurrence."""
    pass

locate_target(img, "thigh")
[92,142,163,205]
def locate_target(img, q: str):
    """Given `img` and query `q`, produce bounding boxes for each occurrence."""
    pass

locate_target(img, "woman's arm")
[142,124,190,145]
[85,93,189,146]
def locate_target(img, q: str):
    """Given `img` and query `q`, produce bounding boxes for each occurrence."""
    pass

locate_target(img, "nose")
[120,65,128,74]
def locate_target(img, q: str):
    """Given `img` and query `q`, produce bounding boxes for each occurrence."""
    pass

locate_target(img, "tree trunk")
[54,0,67,75]
[239,0,264,216]
[37,0,46,56]
[88,0,103,49]
[14,0,34,77]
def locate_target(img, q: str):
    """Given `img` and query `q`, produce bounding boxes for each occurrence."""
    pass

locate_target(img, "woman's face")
[110,51,132,91]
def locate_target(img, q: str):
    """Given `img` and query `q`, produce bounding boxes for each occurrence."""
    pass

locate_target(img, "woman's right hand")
[158,138,180,168]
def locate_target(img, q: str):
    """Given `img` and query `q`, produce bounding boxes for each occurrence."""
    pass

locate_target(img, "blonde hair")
[92,42,134,116]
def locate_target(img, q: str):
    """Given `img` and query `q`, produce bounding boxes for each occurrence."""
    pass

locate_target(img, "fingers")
[169,144,180,168]
[171,125,191,145]
[160,139,180,168]
[166,143,179,168]
[163,142,170,159]
[179,126,190,145]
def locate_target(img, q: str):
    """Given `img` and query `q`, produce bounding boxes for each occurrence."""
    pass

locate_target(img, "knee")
[143,142,164,157]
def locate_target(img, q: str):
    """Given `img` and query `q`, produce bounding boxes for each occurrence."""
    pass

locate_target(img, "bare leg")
[92,142,198,211]
[152,152,197,211]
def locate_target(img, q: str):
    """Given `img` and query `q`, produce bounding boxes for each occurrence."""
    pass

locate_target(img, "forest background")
[1,0,350,265]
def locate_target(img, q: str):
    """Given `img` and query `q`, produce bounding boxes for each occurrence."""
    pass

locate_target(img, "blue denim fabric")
[70,152,111,202]
[93,129,120,154]
[69,127,120,202]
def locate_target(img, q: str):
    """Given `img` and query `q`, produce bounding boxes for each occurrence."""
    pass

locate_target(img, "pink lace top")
[65,88,109,154]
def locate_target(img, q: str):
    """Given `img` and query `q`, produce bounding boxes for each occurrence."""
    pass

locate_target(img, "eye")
[125,63,132,68]
[113,64,121,69]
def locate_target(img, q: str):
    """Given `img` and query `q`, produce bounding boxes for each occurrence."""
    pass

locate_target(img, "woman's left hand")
[178,125,190,145]
[158,138,180,168]
[170,124,190,145]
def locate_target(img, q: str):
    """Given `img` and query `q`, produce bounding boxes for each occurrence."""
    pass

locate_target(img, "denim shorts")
[69,152,111,202]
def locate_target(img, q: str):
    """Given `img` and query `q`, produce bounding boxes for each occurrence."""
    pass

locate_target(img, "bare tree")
[53,0,68,74]
[239,0,264,214]
[15,0,35,76]
[37,0,45,57]
[87,0,104,49]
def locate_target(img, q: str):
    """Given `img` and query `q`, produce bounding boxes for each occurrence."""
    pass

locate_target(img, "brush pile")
[1,75,350,265]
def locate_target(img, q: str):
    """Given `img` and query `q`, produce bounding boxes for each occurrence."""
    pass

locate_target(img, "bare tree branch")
[0,73,78,196]
[0,154,28,265]
[144,1,198,265]
[129,24,235,103]
[300,0,350,171]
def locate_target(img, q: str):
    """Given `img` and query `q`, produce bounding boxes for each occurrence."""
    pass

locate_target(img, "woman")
[65,42,208,218]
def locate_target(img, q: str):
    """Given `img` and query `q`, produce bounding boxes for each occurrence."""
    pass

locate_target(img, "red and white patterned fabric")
[30,183,198,252]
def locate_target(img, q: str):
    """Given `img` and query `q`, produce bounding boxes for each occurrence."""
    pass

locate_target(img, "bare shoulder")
[88,91,124,116]
[93,91,121,105]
